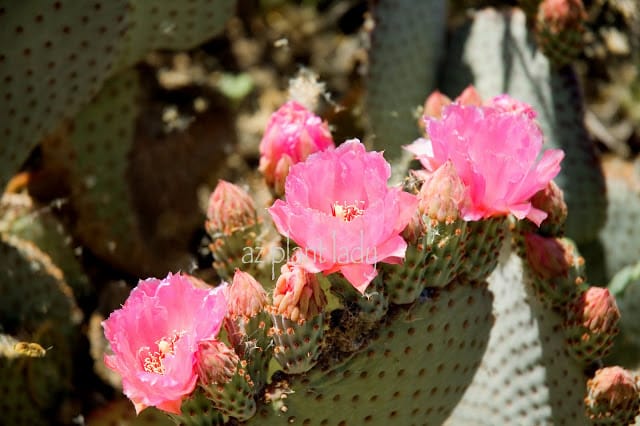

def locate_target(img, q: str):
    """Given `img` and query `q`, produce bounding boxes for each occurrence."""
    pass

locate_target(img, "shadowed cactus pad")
[365,0,446,158]
[41,69,152,274]
[0,0,236,190]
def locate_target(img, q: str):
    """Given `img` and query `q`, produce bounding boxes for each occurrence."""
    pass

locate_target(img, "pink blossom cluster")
[407,88,564,226]
[102,92,565,417]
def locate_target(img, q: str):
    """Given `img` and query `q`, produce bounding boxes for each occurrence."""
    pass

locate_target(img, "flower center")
[141,332,182,375]
[331,201,364,222]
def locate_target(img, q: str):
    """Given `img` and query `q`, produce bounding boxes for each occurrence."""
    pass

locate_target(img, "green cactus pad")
[113,0,236,70]
[446,249,589,425]
[0,247,77,424]
[249,281,493,425]
[210,223,263,281]
[423,219,469,287]
[365,0,446,159]
[381,244,425,305]
[598,157,640,280]
[0,193,91,299]
[0,235,81,334]
[225,312,273,390]
[271,314,324,375]
[201,361,257,421]
[462,217,508,282]
[441,7,607,244]
[0,1,236,190]
[383,219,468,304]
[171,390,225,426]
[0,0,128,189]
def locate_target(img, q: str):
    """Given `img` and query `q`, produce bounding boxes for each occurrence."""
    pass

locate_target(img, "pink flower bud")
[418,161,469,223]
[206,181,257,235]
[530,180,568,233]
[571,287,620,335]
[196,340,240,386]
[524,233,572,279]
[227,269,268,319]
[259,101,334,194]
[422,90,452,120]
[538,0,586,36]
[455,85,483,106]
[272,259,327,323]
[586,366,640,422]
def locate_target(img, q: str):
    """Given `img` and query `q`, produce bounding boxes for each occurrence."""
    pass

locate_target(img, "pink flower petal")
[338,263,379,294]
[269,139,416,293]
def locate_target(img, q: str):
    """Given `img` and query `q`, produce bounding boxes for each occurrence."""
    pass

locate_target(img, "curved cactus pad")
[250,281,494,425]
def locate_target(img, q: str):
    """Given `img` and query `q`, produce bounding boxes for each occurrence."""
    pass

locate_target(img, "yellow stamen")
[141,332,183,374]
[331,201,364,222]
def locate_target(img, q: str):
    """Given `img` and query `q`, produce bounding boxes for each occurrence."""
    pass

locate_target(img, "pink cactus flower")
[102,273,228,414]
[406,97,564,226]
[268,139,417,294]
[259,100,335,194]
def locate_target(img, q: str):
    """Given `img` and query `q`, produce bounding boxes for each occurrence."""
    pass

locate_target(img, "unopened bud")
[525,233,572,279]
[196,340,240,386]
[272,259,327,323]
[422,90,452,120]
[455,85,483,106]
[227,269,268,319]
[586,366,640,425]
[570,287,620,335]
[538,0,586,36]
[530,180,567,235]
[206,181,257,235]
[417,161,469,223]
